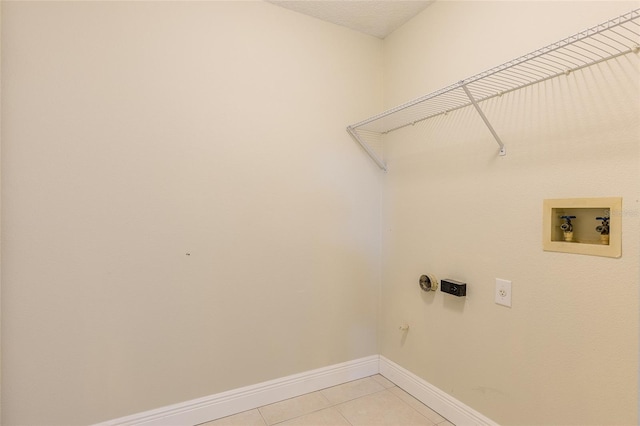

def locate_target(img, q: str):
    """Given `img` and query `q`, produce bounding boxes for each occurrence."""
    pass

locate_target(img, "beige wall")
[1,2,383,424]
[3,1,639,425]
[380,1,639,425]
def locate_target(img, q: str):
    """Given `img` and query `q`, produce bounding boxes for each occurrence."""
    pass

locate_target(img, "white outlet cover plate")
[495,278,512,307]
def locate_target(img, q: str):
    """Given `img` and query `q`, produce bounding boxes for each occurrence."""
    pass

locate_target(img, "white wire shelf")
[347,8,640,171]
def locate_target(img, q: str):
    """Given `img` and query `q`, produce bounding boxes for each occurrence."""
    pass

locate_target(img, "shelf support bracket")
[347,126,388,171]
[460,81,506,156]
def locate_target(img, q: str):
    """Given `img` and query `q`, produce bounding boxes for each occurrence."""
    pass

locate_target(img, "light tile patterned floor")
[199,375,455,426]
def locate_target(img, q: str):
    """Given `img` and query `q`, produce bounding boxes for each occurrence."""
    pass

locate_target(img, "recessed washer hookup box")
[440,279,466,297]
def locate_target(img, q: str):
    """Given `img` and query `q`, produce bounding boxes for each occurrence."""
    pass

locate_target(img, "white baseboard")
[96,355,379,426]
[97,355,497,426]
[379,356,498,426]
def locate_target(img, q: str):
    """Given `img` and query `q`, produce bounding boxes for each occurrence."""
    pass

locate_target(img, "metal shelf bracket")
[347,126,387,171]
[460,81,506,156]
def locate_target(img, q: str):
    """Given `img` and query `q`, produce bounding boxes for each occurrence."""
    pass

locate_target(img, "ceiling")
[266,1,434,39]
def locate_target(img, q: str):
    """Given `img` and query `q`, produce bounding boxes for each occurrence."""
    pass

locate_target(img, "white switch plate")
[495,278,512,307]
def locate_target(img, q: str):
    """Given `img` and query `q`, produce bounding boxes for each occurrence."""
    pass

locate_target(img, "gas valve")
[419,274,438,292]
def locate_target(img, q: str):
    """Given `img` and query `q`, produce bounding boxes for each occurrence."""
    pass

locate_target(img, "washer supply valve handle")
[595,216,609,235]
[560,215,576,232]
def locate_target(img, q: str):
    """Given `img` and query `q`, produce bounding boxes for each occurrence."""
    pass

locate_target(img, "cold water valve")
[560,215,576,242]
[595,216,610,245]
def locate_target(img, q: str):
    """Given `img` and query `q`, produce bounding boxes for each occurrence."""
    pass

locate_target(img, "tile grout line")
[267,377,393,425]
[322,384,392,407]
[378,374,454,426]
[256,406,269,426]
[226,375,454,426]
[330,385,401,426]
[334,405,355,426]
[384,387,439,426]
[327,382,448,426]
[269,379,390,425]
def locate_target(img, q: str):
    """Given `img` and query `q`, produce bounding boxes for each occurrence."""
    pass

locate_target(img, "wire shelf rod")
[461,10,639,87]
[548,50,586,66]
[380,102,477,134]
[523,60,562,77]
[501,67,548,82]
[469,80,508,92]
[591,34,628,52]
[599,30,635,47]
[532,55,575,71]
[349,83,461,129]
[481,72,530,88]
[372,40,638,134]
[449,39,632,115]
[347,8,640,169]
[610,27,638,43]
[377,43,629,137]
[514,61,558,77]
[473,47,637,105]
[573,42,611,58]
[571,42,614,59]
[468,77,506,89]
[355,24,637,131]
[468,86,500,98]
[384,37,633,136]
[498,65,544,80]
[616,26,640,40]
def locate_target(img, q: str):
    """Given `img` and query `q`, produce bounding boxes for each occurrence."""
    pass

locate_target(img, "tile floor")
[199,375,455,426]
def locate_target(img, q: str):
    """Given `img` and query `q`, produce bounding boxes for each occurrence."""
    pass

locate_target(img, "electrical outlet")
[495,278,512,307]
